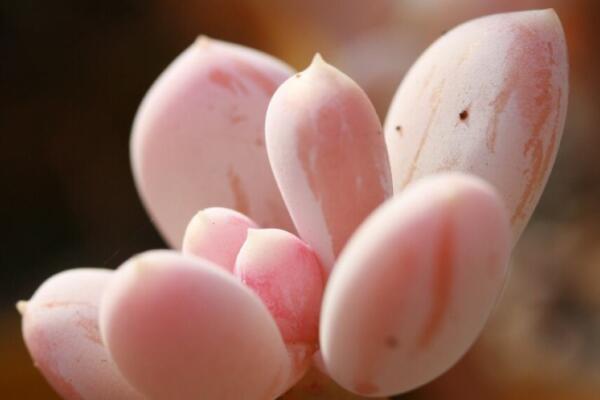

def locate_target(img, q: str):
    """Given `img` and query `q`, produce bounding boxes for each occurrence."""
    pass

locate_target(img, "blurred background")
[1,0,599,398]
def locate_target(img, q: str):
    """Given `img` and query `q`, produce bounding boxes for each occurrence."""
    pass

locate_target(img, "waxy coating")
[320,173,510,396]
[235,228,324,387]
[266,55,392,273]
[132,37,295,248]
[182,207,258,272]
[20,269,142,400]
[100,250,291,400]
[384,9,568,243]
[235,228,324,344]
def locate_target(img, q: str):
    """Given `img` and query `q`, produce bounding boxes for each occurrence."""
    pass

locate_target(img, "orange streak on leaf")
[418,216,454,349]
[297,94,388,257]
[401,80,445,188]
[234,58,280,96]
[227,167,249,215]
[208,69,248,95]
[76,317,102,345]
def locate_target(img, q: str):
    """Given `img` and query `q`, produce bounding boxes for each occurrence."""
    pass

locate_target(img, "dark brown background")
[1,1,599,398]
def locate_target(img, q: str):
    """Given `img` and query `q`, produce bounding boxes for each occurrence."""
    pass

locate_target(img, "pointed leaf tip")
[311,52,326,66]
[16,300,28,315]
[195,35,211,47]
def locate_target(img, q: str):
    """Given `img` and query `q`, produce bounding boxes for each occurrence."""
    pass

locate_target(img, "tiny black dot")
[459,109,469,121]
[395,125,402,132]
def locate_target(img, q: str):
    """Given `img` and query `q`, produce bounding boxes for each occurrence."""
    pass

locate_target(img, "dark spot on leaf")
[385,335,398,348]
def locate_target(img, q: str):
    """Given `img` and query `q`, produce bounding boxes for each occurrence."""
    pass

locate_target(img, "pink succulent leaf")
[99,250,292,400]
[384,9,568,244]
[131,37,295,248]
[320,173,511,397]
[182,207,259,272]
[20,269,143,400]
[266,54,392,274]
[235,228,325,389]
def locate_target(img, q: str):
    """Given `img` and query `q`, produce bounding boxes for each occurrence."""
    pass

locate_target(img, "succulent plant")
[18,9,568,400]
